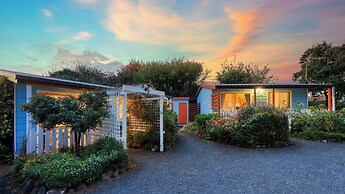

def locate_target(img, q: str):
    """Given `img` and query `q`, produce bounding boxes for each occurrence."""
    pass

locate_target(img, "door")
[178,103,188,125]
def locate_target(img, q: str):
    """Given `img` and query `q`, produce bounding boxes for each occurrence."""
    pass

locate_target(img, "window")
[36,90,80,98]
[268,91,291,109]
[221,93,251,110]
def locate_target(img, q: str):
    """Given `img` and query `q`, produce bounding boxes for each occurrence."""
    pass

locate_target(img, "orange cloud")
[105,0,228,54]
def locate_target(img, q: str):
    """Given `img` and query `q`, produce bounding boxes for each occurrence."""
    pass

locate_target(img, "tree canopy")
[137,58,207,97]
[49,58,207,98]
[293,41,345,98]
[22,93,109,156]
[49,62,117,86]
[216,61,275,84]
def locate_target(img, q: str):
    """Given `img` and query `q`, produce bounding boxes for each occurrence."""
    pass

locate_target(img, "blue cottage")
[195,83,336,114]
[0,69,112,155]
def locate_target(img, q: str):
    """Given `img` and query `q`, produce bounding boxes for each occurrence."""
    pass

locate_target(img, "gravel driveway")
[89,131,345,194]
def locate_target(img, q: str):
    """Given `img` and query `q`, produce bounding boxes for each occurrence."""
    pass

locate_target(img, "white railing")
[220,109,239,117]
[26,125,91,155]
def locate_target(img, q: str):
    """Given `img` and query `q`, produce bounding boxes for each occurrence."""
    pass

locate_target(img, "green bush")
[236,111,289,147]
[0,76,14,163]
[295,130,345,142]
[291,111,345,134]
[195,114,219,134]
[12,137,128,188]
[182,121,198,132]
[127,110,179,150]
[0,142,13,163]
[291,110,345,142]
[204,105,290,147]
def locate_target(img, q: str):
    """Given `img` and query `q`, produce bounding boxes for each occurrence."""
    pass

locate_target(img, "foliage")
[235,111,289,147]
[22,93,109,156]
[115,60,143,86]
[13,138,128,188]
[204,105,290,147]
[49,58,207,98]
[49,62,117,86]
[0,75,14,162]
[0,142,13,163]
[127,96,159,123]
[182,121,198,132]
[127,110,178,150]
[295,130,345,142]
[291,111,345,135]
[216,61,275,84]
[339,108,345,115]
[137,58,207,97]
[195,114,219,134]
[293,41,345,99]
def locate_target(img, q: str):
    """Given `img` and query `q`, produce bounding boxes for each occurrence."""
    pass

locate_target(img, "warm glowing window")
[36,90,80,98]
[221,93,251,110]
[268,92,291,109]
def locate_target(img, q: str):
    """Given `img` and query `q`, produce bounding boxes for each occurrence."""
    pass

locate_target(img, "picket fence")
[26,126,94,155]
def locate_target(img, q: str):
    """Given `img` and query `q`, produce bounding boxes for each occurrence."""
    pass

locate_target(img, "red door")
[178,103,188,124]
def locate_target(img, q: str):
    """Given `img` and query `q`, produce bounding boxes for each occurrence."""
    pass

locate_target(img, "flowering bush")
[204,105,290,147]
[12,137,128,188]
[195,113,219,134]
[290,110,345,142]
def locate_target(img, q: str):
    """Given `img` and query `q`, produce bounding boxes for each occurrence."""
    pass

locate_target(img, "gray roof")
[214,83,334,89]
[0,69,114,89]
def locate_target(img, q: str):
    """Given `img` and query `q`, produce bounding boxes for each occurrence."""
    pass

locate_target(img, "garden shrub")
[182,121,198,132]
[12,137,128,188]
[295,130,345,142]
[195,113,219,134]
[127,110,179,150]
[236,111,289,147]
[204,105,290,147]
[0,75,14,163]
[291,110,345,142]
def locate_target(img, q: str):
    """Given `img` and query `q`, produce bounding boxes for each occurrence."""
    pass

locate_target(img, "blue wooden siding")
[15,84,26,154]
[291,88,308,109]
[197,88,213,114]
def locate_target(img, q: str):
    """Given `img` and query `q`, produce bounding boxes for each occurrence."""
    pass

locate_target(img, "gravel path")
[89,131,345,194]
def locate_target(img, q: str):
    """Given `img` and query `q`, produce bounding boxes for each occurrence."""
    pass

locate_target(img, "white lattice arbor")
[120,85,165,152]
[25,84,166,155]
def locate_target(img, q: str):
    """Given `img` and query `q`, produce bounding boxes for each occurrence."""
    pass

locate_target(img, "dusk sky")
[1,0,345,82]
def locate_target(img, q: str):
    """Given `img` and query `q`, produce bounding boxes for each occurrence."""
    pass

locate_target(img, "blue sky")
[0,0,345,82]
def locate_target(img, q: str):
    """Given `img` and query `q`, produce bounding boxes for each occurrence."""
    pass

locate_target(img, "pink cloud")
[105,0,228,53]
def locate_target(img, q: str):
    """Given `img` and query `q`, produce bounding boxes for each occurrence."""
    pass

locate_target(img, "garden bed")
[10,137,129,193]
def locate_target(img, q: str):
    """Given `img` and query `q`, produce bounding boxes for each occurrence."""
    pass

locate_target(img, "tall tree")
[138,58,206,97]
[115,60,143,86]
[216,61,275,84]
[293,41,345,99]
[49,61,117,86]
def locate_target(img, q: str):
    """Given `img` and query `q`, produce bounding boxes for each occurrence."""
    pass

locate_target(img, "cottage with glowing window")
[195,83,335,115]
